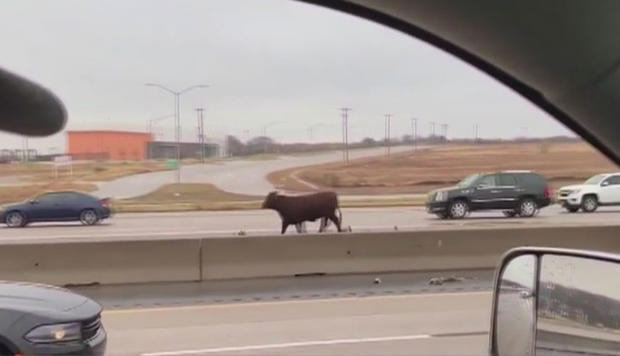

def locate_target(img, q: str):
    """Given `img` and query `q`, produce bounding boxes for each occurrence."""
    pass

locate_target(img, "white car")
[557,173,620,212]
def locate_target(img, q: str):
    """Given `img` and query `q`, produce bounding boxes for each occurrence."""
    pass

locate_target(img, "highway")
[2,205,620,242]
[92,272,492,356]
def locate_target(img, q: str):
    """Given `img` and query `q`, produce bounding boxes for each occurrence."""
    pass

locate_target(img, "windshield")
[1,1,620,356]
[457,174,481,188]
[584,174,606,185]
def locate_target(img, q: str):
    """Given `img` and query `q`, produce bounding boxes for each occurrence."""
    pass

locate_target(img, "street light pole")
[145,83,208,183]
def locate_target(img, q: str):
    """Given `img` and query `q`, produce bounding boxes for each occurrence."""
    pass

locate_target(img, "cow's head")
[262,191,279,209]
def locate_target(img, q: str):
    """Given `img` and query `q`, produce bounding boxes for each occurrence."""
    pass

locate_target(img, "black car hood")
[0,281,87,313]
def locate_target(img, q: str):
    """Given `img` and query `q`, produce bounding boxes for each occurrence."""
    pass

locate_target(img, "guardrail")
[0,225,618,286]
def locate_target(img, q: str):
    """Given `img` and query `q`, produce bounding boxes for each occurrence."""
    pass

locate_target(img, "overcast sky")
[0,0,573,153]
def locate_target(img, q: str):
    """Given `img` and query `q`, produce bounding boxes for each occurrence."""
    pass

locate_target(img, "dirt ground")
[269,142,617,194]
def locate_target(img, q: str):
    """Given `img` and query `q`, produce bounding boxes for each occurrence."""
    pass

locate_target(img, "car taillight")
[544,185,551,198]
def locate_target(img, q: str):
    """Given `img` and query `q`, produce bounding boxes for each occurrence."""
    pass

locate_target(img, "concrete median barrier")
[0,239,201,285]
[201,225,620,280]
[0,225,619,285]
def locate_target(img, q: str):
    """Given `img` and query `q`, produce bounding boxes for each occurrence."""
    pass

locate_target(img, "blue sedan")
[0,191,111,228]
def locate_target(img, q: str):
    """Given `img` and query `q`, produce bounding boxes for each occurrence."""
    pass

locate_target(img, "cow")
[262,191,343,234]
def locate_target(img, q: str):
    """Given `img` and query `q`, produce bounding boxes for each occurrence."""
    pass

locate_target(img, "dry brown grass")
[271,142,617,194]
[0,182,98,205]
[0,161,172,183]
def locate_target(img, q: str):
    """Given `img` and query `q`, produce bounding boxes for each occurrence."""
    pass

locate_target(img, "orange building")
[67,130,153,160]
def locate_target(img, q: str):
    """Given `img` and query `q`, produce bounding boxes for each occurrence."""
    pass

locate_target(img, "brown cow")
[262,191,343,234]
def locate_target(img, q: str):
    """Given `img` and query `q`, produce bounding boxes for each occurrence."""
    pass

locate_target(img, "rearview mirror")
[490,248,620,356]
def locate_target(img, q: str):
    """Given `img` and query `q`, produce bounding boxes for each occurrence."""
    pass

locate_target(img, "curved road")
[93,146,414,199]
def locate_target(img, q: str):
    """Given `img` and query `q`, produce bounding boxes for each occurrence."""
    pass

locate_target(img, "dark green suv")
[426,171,552,219]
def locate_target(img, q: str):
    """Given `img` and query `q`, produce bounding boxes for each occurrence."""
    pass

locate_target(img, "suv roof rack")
[501,170,532,173]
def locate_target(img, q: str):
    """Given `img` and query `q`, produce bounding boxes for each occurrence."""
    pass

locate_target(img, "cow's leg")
[328,212,342,232]
[318,218,326,233]
[281,222,289,234]
[295,223,303,233]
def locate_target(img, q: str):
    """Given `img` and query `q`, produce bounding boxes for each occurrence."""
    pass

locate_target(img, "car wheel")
[80,209,99,225]
[565,206,580,213]
[581,195,598,213]
[518,198,537,217]
[502,210,517,218]
[448,200,468,219]
[5,211,26,228]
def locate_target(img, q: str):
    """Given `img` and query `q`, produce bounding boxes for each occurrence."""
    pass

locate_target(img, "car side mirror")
[29,199,38,204]
[476,184,489,190]
[602,181,610,187]
[490,248,620,356]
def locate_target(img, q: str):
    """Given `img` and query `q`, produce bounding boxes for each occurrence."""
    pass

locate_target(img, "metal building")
[67,130,153,160]
[146,141,219,160]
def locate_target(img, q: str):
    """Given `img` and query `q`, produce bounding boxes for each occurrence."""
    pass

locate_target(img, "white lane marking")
[140,334,432,356]
[103,291,490,314]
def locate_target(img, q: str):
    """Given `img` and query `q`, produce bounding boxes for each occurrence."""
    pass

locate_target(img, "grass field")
[269,142,617,194]
[0,160,172,183]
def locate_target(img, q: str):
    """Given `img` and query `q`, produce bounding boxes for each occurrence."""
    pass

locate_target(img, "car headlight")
[25,322,81,343]
[434,191,448,202]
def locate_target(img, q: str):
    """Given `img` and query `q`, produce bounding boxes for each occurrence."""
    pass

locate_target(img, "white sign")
[53,155,72,166]
[53,155,73,178]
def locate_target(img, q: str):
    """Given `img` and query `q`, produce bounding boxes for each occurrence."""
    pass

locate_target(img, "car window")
[35,193,64,203]
[499,174,517,187]
[603,175,620,186]
[477,175,498,187]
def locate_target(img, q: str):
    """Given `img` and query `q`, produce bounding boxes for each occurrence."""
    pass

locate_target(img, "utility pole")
[430,122,436,137]
[340,108,351,163]
[22,137,29,163]
[474,123,480,143]
[145,83,208,183]
[384,114,392,156]
[195,107,206,163]
[411,118,418,150]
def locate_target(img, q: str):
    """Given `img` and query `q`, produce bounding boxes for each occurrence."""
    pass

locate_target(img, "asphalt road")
[93,146,414,199]
[101,290,491,356]
[2,205,620,242]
